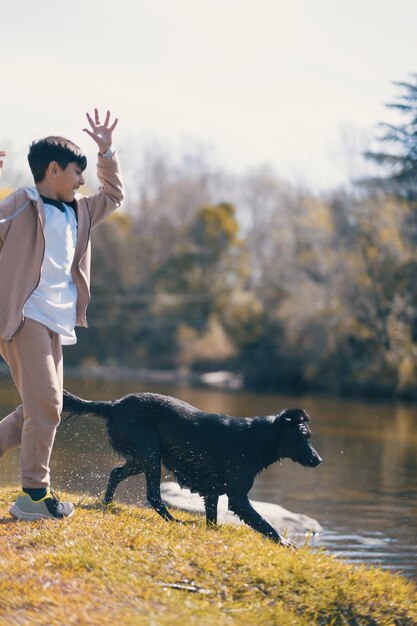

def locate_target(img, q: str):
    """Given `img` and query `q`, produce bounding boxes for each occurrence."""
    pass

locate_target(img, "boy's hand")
[83,109,118,155]
[0,151,6,178]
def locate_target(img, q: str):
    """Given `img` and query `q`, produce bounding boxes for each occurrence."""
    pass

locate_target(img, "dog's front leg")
[145,469,177,522]
[228,495,295,547]
[128,430,178,522]
[204,495,219,526]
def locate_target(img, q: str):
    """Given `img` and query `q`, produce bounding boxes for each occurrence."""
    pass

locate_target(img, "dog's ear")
[280,408,310,423]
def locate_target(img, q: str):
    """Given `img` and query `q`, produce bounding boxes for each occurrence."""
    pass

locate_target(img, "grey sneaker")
[9,489,74,520]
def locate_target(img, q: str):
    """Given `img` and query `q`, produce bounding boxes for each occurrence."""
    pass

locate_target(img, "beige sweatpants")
[0,318,63,488]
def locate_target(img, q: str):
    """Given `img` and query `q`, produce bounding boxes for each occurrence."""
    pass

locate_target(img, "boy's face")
[50,161,85,202]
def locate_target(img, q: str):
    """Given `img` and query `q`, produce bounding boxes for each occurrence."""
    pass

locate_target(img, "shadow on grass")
[0,517,18,525]
[77,500,200,526]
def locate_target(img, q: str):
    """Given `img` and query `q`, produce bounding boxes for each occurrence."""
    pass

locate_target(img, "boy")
[0,109,123,519]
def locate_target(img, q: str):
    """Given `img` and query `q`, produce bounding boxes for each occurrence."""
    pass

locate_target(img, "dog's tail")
[62,389,114,421]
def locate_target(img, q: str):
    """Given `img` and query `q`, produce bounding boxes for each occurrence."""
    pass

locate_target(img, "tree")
[364,75,417,201]
[152,203,242,336]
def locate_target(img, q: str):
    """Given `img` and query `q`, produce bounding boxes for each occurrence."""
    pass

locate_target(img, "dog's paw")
[276,534,296,549]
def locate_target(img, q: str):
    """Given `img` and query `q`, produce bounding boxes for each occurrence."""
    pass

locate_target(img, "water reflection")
[0,376,416,579]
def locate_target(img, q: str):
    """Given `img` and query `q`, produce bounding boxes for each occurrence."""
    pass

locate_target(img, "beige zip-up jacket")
[0,153,124,342]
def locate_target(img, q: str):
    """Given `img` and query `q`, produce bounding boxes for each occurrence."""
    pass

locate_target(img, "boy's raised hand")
[0,151,6,178]
[83,109,118,155]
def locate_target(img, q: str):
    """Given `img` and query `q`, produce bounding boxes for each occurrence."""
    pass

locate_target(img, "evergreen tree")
[364,75,417,201]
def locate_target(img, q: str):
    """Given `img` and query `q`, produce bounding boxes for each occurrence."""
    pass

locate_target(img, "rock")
[160,482,322,535]
[199,371,243,389]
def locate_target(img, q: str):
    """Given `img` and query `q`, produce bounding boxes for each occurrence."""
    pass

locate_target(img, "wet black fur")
[62,389,322,545]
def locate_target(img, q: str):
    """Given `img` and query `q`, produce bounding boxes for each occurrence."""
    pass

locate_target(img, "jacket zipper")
[10,315,26,340]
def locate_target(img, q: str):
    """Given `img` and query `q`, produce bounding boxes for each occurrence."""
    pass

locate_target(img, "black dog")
[62,390,322,546]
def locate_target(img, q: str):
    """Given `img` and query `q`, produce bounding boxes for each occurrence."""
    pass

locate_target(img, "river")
[0,376,416,580]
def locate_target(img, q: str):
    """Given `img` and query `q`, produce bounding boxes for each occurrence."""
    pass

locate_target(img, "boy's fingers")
[85,112,96,129]
[83,128,96,139]
[85,109,117,132]
[109,118,119,132]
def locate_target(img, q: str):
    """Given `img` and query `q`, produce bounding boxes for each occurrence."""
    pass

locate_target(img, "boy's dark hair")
[28,136,87,183]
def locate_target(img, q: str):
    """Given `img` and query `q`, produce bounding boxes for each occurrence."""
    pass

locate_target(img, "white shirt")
[24,198,78,345]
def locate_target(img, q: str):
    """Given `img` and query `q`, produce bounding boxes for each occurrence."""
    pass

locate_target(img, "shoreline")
[64,364,244,390]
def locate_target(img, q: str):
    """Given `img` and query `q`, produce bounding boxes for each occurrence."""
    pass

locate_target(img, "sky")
[2,0,417,191]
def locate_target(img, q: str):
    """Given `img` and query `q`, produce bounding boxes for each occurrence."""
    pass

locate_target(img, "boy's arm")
[0,151,6,179]
[0,189,28,242]
[82,109,124,227]
[0,151,11,241]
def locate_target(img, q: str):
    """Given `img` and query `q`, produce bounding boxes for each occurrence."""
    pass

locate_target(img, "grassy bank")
[0,488,416,626]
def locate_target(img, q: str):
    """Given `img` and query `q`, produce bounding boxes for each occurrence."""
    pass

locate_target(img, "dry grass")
[0,488,416,626]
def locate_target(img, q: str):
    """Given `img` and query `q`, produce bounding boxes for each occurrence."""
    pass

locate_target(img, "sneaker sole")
[9,503,74,521]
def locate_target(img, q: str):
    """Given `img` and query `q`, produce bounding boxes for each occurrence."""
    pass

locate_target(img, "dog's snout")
[301,447,323,468]
[312,454,323,467]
